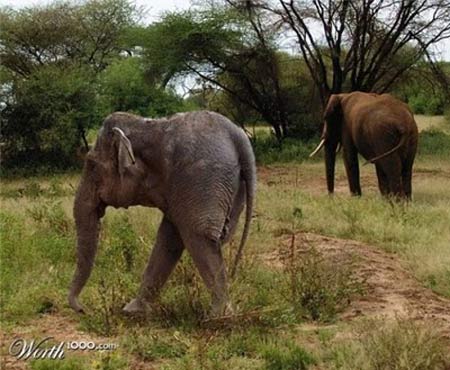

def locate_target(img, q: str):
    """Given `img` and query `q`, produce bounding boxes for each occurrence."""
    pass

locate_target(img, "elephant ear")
[323,94,342,120]
[112,127,136,178]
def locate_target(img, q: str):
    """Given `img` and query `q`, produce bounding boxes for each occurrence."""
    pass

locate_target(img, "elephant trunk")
[68,174,104,313]
[325,140,338,194]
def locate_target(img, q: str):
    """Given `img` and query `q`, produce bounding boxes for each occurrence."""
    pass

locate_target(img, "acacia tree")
[273,0,450,104]
[0,0,140,169]
[142,2,294,139]
[0,0,138,76]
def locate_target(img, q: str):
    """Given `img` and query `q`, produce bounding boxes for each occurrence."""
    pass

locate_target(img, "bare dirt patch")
[0,314,112,370]
[263,232,450,342]
[258,163,450,196]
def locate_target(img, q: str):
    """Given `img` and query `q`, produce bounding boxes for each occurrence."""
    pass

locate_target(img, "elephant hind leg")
[221,180,245,245]
[124,217,185,313]
[183,232,230,317]
[380,156,405,199]
[375,164,389,196]
[401,160,414,200]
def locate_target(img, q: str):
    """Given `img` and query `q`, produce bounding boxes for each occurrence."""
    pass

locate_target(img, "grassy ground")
[1,116,450,369]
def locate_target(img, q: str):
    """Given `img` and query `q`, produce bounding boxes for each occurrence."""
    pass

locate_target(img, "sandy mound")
[263,232,450,340]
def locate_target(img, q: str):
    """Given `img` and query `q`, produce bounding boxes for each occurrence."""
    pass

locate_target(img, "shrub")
[262,342,316,370]
[283,244,362,322]
[1,65,100,171]
[252,133,319,165]
[418,130,450,157]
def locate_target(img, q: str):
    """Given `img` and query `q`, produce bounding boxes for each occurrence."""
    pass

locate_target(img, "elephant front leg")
[123,217,184,314]
[343,145,362,196]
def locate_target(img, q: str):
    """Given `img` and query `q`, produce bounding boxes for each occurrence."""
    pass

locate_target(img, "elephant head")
[310,94,343,193]
[68,125,140,313]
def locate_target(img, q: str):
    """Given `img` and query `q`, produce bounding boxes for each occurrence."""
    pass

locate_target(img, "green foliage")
[0,0,141,173]
[29,353,128,370]
[124,330,188,361]
[98,58,188,117]
[283,246,362,322]
[329,319,450,370]
[358,319,449,370]
[418,130,450,157]
[409,94,444,115]
[252,131,319,165]
[393,62,450,115]
[262,343,316,370]
[0,208,73,321]
[142,9,244,86]
[0,0,138,75]
[30,358,89,370]
[1,65,100,170]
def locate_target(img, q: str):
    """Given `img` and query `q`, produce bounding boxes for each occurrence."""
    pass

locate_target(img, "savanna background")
[1,0,450,369]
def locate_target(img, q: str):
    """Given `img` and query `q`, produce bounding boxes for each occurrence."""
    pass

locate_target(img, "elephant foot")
[209,300,234,318]
[68,295,85,314]
[123,298,146,315]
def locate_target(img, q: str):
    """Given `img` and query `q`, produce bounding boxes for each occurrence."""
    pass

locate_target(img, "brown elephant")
[310,92,418,199]
[68,111,256,317]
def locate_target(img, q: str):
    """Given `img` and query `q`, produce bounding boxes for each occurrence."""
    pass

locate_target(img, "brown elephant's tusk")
[309,138,325,157]
[336,142,342,154]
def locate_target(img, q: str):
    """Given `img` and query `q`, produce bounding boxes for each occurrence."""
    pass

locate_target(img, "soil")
[257,163,450,196]
[263,232,450,343]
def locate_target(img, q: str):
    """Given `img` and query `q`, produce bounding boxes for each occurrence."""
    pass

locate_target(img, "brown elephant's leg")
[343,144,361,196]
[123,217,184,313]
[402,160,413,200]
[375,164,389,196]
[382,156,405,199]
[184,234,230,316]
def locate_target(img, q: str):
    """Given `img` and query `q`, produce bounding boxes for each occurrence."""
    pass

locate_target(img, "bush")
[252,132,319,165]
[1,65,100,171]
[409,94,445,115]
[418,130,450,157]
[98,57,190,118]
[262,342,316,370]
[282,245,362,322]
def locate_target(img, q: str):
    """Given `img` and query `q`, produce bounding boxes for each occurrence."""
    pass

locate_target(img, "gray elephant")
[68,111,256,316]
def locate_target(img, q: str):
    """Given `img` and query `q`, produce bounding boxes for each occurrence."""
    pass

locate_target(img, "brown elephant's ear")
[323,94,342,120]
[112,127,136,178]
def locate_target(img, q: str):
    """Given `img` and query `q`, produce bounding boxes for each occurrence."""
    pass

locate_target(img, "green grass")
[326,318,450,370]
[1,117,449,369]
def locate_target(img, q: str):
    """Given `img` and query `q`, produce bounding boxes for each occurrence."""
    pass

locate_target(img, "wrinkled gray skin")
[311,92,418,199]
[68,111,256,316]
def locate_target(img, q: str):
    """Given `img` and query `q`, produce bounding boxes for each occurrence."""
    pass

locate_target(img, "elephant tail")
[364,131,408,165]
[230,132,256,279]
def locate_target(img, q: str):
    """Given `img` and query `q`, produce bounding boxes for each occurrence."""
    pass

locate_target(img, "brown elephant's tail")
[364,131,408,165]
[230,132,256,279]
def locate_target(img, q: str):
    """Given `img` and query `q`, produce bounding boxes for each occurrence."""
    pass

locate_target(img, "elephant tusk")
[309,138,325,157]
[112,127,136,164]
[336,142,342,154]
